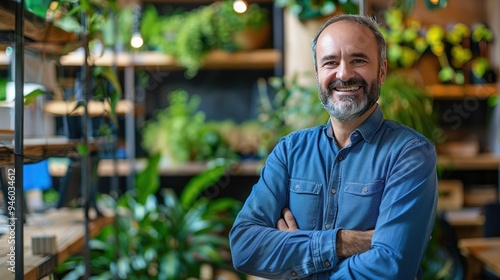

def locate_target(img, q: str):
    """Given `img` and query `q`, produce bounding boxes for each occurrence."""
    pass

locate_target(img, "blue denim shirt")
[229,106,438,279]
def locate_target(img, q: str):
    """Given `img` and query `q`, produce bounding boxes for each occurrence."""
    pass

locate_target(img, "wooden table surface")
[0,208,112,280]
[458,237,500,278]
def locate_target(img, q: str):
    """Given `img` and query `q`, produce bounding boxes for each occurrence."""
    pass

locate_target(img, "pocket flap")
[290,179,322,195]
[344,181,384,196]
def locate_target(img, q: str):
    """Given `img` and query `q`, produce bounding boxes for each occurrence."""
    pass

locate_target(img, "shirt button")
[362,187,368,193]
[291,271,297,276]
[325,261,331,267]
[331,188,337,194]
[338,156,343,161]
[295,185,300,190]
[325,224,330,229]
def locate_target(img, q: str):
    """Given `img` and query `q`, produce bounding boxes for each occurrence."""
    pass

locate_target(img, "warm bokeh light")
[233,0,247,14]
[130,33,143,49]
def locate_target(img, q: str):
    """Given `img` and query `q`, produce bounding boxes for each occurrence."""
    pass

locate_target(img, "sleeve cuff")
[311,228,342,272]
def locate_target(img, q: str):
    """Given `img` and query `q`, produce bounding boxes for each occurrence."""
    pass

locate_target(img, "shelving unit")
[0,2,92,279]
[426,84,499,99]
[0,1,79,55]
[59,49,281,69]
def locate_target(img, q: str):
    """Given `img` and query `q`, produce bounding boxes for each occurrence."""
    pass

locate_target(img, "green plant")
[141,0,269,78]
[257,74,329,157]
[141,89,238,163]
[56,154,243,279]
[50,0,123,138]
[0,77,7,101]
[275,0,358,20]
[379,7,428,71]
[379,6,495,85]
[379,73,443,144]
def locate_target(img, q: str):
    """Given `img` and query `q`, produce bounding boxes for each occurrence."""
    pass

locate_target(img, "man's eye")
[324,61,338,66]
[353,59,366,64]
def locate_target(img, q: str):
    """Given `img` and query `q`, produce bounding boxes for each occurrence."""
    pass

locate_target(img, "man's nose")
[336,61,354,81]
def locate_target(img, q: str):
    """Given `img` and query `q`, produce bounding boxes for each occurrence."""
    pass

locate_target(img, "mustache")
[328,78,367,90]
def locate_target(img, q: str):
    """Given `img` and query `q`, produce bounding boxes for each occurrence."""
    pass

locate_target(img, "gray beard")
[319,80,380,121]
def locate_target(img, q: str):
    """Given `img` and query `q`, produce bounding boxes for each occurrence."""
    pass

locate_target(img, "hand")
[276,207,299,232]
[336,229,374,259]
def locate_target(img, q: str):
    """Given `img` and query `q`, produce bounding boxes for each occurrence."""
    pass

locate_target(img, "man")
[229,13,438,279]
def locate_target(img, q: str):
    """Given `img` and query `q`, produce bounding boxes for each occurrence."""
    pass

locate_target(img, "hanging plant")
[275,0,359,20]
[140,0,269,78]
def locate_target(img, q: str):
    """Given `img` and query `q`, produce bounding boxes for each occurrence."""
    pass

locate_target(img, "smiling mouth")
[334,86,361,92]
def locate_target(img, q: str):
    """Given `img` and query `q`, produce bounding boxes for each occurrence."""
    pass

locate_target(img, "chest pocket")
[338,181,385,229]
[289,179,322,230]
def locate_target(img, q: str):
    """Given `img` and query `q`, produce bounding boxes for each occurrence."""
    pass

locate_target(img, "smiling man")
[229,14,438,279]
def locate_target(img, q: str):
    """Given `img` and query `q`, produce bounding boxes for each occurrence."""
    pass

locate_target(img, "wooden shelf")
[0,1,79,55]
[426,84,499,99]
[0,140,98,166]
[95,158,262,177]
[59,49,281,69]
[44,99,133,116]
[438,153,500,170]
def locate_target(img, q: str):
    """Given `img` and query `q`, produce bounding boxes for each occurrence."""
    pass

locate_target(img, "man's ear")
[379,59,388,85]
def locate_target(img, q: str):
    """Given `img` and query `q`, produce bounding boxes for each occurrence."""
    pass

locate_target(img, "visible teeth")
[335,86,360,92]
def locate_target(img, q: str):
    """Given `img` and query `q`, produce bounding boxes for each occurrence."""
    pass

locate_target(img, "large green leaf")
[135,153,161,204]
[180,161,229,208]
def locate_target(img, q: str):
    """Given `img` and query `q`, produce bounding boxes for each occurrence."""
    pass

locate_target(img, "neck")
[330,104,377,148]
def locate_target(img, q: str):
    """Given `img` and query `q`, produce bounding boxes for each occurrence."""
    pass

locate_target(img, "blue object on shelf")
[24,159,51,191]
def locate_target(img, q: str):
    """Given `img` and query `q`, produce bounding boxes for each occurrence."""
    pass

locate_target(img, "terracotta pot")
[233,23,271,51]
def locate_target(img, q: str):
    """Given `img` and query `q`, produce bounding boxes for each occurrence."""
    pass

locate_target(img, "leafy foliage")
[275,0,358,20]
[379,7,495,84]
[56,155,242,279]
[379,73,443,144]
[141,89,238,163]
[140,0,269,78]
[257,74,329,157]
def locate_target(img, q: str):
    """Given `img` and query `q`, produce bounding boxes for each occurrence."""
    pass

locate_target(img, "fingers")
[282,208,298,231]
[276,218,288,231]
[276,208,299,232]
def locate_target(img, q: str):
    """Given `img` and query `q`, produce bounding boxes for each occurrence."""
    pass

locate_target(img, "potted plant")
[56,154,243,279]
[141,89,238,164]
[140,0,270,78]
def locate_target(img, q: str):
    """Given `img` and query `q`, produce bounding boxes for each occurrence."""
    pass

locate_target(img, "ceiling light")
[233,0,247,14]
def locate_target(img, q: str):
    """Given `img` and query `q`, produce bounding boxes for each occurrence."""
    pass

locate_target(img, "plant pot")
[233,23,271,51]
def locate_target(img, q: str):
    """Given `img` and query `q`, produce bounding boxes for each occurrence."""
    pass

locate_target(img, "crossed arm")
[277,207,374,259]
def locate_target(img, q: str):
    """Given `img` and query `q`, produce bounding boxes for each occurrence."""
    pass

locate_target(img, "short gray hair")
[311,14,386,72]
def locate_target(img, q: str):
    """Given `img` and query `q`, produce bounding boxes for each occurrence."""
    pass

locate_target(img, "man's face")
[315,20,386,121]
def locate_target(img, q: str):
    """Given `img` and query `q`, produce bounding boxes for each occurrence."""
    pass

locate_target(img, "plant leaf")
[135,153,161,204]
[23,89,46,106]
[180,163,228,208]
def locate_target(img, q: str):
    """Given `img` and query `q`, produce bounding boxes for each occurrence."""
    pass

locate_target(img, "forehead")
[317,20,377,56]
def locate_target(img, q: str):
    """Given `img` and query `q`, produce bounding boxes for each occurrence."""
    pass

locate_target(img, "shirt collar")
[355,104,384,143]
[324,104,384,143]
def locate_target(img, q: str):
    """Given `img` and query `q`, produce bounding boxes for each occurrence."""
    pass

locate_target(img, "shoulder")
[381,119,437,160]
[283,125,326,142]
[382,119,432,143]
